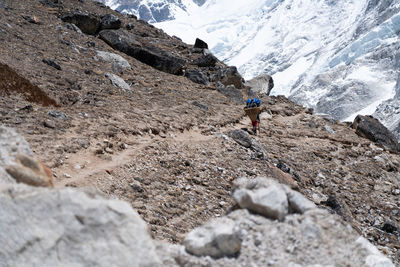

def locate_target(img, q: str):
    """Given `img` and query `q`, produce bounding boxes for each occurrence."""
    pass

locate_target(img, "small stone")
[392,189,400,195]
[105,169,113,175]
[324,125,335,134]
[64,173,71,178]
[42,58,61,70]
[382,221,397,233]
[43,119,55,129]
[219,201,226,207]
[105,147,113,154]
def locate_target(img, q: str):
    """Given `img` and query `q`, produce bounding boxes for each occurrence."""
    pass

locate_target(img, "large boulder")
[99,29,185,75]
[217,85,244,105]
[61,13,100,35]
[211,66,245,89]
[100,14,121,30]
[184,69,209,85]
[352,115,400,152]
[194,38,208,49]
[245,73,274,96]
[0,184,161,267]
[192,53,218,67]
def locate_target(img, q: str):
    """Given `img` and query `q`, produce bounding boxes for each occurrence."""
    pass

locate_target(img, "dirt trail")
[53,112,263,188]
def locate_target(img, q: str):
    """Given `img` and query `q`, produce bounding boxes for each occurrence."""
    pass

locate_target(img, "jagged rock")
[39,0,60,8]
[100,14,121,30]
[245,73,274,96]
[192,101,208,110]
[42,58,61,70]
[99,29,185,75]
[233,177,314,217]
[175,208,394,266]
[352,115,400,152]
[61,13,100,35]
[233,184,289,221]
[183,217,242,258]
[285,188,316,214]
[192,53,218,67]
[0,126,33,184]
[96,50,131,72]
[211,66,245,89]
[5,154,53,187]
[217,84,244,104]
[0,184,161,267]
[65,23,83,33]
[184,69,209,85]
[126,23,134,30]
[48,110,67,121]
[105,72,131,91]
[194,38,208,49]
[228,129,264,154]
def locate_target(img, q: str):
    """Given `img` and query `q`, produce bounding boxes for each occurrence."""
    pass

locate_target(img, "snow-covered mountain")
[97,0,205,23]
[99,0,400,139]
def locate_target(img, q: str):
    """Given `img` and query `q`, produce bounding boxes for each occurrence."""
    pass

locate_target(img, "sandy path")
[53,113,267,188]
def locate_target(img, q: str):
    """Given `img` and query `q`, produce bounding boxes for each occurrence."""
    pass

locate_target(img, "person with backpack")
[245,98,261,135]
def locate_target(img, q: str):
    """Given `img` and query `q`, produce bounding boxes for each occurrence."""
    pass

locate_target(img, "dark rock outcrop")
[217,84,244,105]
[100,14,121,30]
[61,13,100,35]
[42,58,61,70]
[184,69,209,85]
[194,38,208,49]
[352,115,400,152]
[99,29,185,75]
[192,54,218,67]
[211,66,245,89]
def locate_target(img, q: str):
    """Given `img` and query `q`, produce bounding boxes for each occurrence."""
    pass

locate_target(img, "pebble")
[64,173,71,178]
[43,119,56,129]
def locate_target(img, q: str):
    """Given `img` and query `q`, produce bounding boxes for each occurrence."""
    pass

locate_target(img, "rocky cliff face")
[0,0,399,265]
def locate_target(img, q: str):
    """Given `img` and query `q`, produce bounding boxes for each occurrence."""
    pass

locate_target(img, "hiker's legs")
[252,121,258,135]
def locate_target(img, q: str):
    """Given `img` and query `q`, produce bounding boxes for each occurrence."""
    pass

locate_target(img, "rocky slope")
[0,0,399,265]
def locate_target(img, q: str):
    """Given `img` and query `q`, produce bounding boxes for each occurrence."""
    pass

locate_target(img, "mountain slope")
[154,0,400,137]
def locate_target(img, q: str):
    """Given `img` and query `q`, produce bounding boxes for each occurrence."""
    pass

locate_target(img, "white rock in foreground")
[233,185,288,221]
[183,217,242,258]
[0,184,160,267]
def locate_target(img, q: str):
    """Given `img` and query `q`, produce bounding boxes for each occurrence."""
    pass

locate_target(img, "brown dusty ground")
[0,0,399,263]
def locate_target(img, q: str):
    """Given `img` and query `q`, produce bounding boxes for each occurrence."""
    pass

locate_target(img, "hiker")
[245,98,261,135]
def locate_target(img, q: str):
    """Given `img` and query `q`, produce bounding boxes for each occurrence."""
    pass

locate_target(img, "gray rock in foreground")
[0,126,33,184]
[183,217,242,258]
[233,177,315,220]
[175,209,394,267]
[0,184,160,267]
